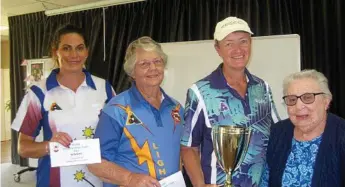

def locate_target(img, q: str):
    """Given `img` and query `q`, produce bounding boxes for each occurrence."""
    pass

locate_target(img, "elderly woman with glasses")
[259,69,345,187]
[88,36,184,187]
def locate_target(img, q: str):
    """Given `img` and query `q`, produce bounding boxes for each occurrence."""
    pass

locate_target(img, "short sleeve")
[181,87,206,147]
[94,106,123,162]
[11,87,43,137]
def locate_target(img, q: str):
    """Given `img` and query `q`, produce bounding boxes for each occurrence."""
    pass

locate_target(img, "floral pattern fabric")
[260,135,322,187]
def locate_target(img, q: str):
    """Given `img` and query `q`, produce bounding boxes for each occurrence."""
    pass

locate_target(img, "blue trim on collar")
[129,82,175,106]
[46,69,59,91]
[83,69,97,90]
[208,63,260,89]
[46,68,97,91]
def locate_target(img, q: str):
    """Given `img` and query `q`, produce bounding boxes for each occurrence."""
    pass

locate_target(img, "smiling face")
[131,48,165,88]
[286,78,330,133]
[54,33,88,73]
[215,31,251,70]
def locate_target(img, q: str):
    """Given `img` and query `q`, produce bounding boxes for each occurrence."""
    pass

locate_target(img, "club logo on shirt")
[128,113,141,124]
[171,104,181,132]
[220,101,229,112]
[50,102,62,111]
[53,145,59,152]
[114,104,153,135]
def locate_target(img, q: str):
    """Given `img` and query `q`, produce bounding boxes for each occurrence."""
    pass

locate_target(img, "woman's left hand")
[50,132,73,148]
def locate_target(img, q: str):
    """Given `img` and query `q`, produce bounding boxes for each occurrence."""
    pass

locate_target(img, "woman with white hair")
[260,69,345,187]
[88,36,184,187]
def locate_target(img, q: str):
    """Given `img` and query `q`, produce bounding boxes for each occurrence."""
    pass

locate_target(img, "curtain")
[104,0,300,92]
[285,0,345,115]
[9,0,345,169]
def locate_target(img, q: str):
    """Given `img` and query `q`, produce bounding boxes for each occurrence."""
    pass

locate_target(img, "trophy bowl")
[212,125,251,187]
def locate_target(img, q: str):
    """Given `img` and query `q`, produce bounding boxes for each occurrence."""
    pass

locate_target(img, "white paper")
[159,171,186,187]
[49,139,101,167]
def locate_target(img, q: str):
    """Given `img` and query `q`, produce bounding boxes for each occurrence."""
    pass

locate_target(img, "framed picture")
[25,58,54,86]
[30,61,44,82]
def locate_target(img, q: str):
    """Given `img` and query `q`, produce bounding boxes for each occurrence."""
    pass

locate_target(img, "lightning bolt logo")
[123,127,156,178]
[114,104,153,135]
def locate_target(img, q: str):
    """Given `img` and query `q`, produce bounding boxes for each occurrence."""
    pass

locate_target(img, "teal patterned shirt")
[181,64,280,186]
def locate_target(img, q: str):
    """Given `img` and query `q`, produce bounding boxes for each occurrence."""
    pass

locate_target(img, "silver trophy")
[212,125,251,187]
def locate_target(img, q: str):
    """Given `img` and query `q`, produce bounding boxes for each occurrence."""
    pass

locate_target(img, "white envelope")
[49,138,101,167]
[159,171,186,187]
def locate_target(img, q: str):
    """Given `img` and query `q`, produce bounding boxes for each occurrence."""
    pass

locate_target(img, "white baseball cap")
[214,17,253,41]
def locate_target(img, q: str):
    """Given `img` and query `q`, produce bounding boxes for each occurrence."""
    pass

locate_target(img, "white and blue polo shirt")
[12,68,115,187]
[94,83,184,187]
[181,64,280,186]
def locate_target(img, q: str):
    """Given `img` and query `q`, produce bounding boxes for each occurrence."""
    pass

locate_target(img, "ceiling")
[1,0,101,39]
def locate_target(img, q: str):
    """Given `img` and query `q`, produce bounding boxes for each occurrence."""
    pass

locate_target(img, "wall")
[1,40,11,141]
[161,35,301,120]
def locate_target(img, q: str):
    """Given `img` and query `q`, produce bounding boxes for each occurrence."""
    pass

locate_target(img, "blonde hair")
[283,69,332,101]
[123,36,167,76]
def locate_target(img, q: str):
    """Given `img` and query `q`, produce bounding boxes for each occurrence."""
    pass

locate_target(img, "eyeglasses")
[137,59,164,69]
[282,92,325,106]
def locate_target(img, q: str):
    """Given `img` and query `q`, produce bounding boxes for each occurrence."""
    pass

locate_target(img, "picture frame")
[25,58,54,86]
[29,61,44,82]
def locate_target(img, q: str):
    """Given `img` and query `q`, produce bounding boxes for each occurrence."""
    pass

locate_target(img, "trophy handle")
[234,128,251,171]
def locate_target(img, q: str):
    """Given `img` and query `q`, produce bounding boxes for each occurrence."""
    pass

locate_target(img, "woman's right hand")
[50,132,73,148]
[125,173,161,187]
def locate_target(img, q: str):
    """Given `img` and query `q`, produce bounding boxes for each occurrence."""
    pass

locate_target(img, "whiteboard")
[160,34,300,120]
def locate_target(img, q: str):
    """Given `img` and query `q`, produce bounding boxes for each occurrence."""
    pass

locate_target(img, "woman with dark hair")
[11,24,115,187]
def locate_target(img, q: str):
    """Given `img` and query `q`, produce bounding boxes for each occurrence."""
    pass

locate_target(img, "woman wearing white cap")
[180,17,280,187]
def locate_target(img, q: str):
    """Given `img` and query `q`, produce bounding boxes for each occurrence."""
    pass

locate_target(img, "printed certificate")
[49,139,101,167]
[159,171,186,187]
